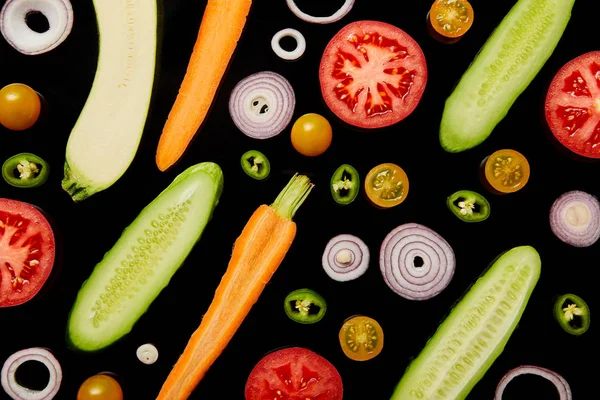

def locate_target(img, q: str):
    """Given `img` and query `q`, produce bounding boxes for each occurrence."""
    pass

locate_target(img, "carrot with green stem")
[157,174,314,399]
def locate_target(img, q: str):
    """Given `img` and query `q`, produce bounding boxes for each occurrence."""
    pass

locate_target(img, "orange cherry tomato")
[429,0,474,39]
[339,315,384,361]
[77,374,123,400]
[483,149,530,194]
[290,113,332,157]
[0,83,41,131]
[364,163,409,208]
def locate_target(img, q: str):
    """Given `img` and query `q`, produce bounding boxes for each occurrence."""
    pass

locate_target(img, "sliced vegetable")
[271,28,306,61]
[0,83,41,131]
[428,0,474,41]
[284,288,327,324]
[322,234,370,282]
[545,51,600,159]
[439,0,576,152]
[77,374,123,400]
[330,164,359,205]
[391,246,541,399]
[62,0,157,201]
[0,199,56,308]
[549,190,600,248]
[482,149,530,194]
[240,150,270,180]
[66,162,224,352]
[495,365,572,400]
[380,223,455,300]
[364,163,409,208]
[157,174,313,399]
[446,190,490,222]
[229,71,296,139]
[286,0,354,24]
[319,20,427,129]
[136,343,159,365]
[155,0,253,171]
[2,153,50,188]
[290,113,333,157]
[339,315,384,361]
[0,0,73,55]
[553,293,590,336]
[245,347,343,400]
[1,347,62,400]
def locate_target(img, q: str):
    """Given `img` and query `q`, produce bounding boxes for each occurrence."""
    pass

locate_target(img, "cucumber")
[62,0,158,201]
[66,162,223,352]
[439,0,575,153]
[391,245,541,400]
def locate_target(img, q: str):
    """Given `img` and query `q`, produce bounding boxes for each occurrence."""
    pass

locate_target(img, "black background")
[0,0,597,398]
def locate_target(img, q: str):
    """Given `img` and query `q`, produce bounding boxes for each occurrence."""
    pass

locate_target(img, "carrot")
[155,0,253,172]
[156,174,314,399]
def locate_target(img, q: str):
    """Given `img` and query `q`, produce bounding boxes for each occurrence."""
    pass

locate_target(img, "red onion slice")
[286,0,355,24]
[379,223,455,300]
[228,71,296,139]
[0,0,74,55]
[1,348,62,399]
[495,365,572,400]
[322,234,370,282]
[550,190,600,247]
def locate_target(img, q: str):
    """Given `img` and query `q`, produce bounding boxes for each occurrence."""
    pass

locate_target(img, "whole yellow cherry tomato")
[0,83,41,131]
[290,113,332,156]
[77,374,123,400]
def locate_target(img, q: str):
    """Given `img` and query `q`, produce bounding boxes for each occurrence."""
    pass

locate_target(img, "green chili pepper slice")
[330,164,359,205]
[553,293,590,336]
[240,150,270,180]
[284,288,327,324]
[446,190,490,222]
[2,153,50,188]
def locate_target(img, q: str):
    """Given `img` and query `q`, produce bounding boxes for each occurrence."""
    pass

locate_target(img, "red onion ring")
[495,365,572,400]
[379,223,455,300]
[286,0,355,24]
[228,71,296,139]
[1,348,62,399]
[322,234,370,282]
[550,190,600,247]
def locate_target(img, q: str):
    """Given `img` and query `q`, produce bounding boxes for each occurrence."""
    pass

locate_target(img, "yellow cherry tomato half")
[290,113,332,157]
[429,0,474,39]
[365,163,409,208]
[339,315,384,361]
[77,374,123,400]
[0,83,41,131]
[483,149,530,194]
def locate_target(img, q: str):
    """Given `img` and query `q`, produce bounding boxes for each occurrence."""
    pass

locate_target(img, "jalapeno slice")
[283,288,327,324]
[553,293,590,336]
[2,153,50,188]
[446,190,491,222]
[330,164,359,205]
[240,150,270,180]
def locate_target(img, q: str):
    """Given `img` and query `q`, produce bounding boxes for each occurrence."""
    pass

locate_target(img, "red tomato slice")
[319,20,427,129]
[245,347,343,400]
[0,198,55,307]
[545,51,600,159]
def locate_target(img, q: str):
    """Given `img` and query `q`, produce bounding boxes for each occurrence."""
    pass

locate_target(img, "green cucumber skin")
[391,246,541,400]
[66,162,223,352]
[439,0,575,153]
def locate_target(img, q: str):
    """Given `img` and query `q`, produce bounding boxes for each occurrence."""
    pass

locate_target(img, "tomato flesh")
[429,0,474,39]
[483,149,530,194]
[0,199,55,307]
[319,20,427,129]
[365,163,409,208]
[545,51,600,158]
[339,315,384,361]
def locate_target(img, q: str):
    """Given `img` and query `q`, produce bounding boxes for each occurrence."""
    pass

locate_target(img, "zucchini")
[62,0,158,201]
[391,245,541,399]
[66,162,223,352]
[439,0,575,153]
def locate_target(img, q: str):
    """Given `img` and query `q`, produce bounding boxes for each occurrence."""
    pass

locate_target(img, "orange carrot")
[156,174,314,399]
[156,0,253,172]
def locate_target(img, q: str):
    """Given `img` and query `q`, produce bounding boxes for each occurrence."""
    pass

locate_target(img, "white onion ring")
[550,190,600,247]
[322,234,370,282]
[495,365,572,400]
[379,223,455,300]
[228,71,296,139]
[1,348,62,400]
[271,28,306,61]
[0,0,73,55]
[286,0,355,24]
[136,343,159,365]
